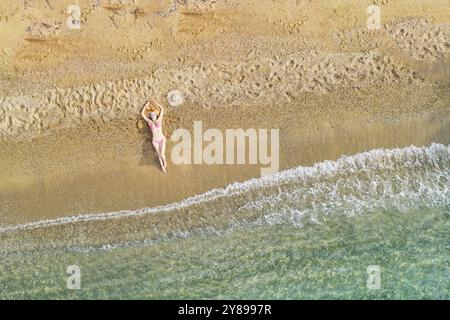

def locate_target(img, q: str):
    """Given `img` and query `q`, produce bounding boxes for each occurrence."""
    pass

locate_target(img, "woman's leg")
[160,139,167,168]
[152,140,166,172]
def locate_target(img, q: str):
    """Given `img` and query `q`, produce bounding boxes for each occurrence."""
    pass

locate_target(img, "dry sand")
[0,0,449,226]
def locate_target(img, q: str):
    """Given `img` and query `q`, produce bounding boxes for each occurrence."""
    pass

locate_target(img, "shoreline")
[0,141,448,234]
[0,142,448,256]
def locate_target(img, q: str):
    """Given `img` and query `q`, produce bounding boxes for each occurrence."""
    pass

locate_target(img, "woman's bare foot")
[158,156,166,173]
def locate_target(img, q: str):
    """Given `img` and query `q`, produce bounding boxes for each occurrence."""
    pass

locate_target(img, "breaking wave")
[1,143,448,237]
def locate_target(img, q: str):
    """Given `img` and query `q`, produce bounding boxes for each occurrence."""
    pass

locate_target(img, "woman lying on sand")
[141,99,167,173]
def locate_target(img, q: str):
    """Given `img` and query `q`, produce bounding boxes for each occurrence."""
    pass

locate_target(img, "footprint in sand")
[24,21,62,41]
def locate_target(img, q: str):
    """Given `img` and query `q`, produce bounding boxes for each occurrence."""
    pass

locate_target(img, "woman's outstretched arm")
[141,105,151,123]
[158,104,164,122]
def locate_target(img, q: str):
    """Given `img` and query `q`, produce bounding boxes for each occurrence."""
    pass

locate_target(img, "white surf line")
[0,143,447,234]
[0,187,233,234]
[0,167,296,234]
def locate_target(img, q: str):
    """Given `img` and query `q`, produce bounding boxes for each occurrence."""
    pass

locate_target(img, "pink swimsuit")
[149,121,165,147]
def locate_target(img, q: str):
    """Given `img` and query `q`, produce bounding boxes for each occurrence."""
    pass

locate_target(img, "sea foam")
[0,143,448,235]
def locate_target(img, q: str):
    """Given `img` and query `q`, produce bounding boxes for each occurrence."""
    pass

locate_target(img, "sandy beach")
[1,0,449,226]
[1,0,449,227]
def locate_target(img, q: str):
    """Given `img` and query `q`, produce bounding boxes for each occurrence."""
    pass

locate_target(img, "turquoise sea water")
[0,144,449,299]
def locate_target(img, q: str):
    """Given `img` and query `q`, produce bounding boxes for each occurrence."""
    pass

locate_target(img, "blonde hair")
[144,100,160,117]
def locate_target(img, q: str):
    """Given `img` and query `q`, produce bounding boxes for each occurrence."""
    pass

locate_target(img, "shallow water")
[0,144,449,299]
